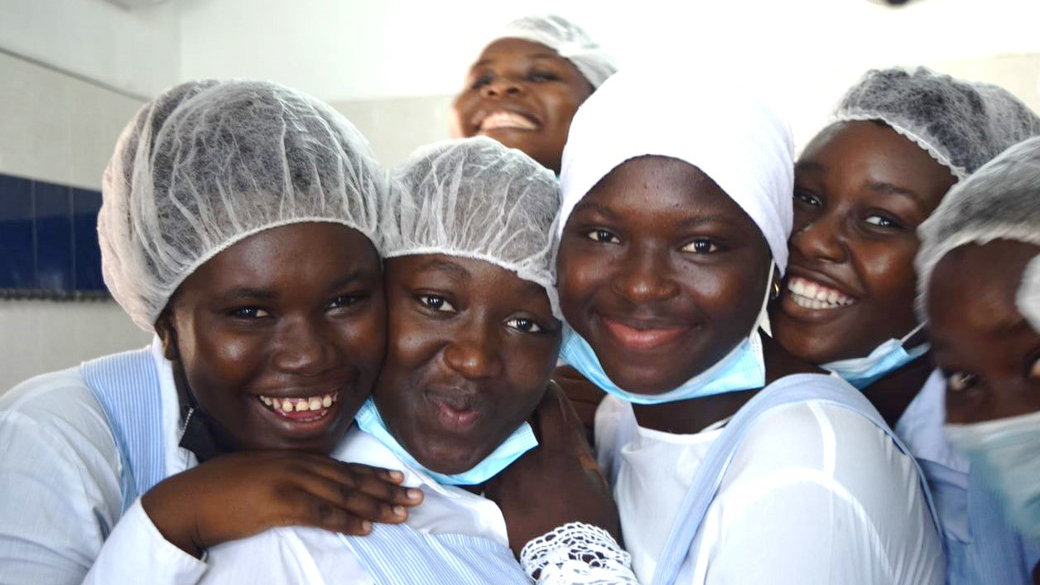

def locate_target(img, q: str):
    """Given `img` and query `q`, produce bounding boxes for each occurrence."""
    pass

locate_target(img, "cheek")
[855,240,919,305]
[558,246,612,303]
[500,342,558,417]
[182,328,266,409]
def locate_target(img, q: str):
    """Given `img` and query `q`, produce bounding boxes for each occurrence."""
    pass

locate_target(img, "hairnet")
[384,136,562,318]
[917,136,1040,328]
[835,67,1040,180]
[100,80,386,332]
[559,65,795,273]
[492,15,617,89]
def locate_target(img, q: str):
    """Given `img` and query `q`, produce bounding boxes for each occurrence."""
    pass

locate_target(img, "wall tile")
[0,175,35,289]
[33,180,73,291]
[72,188,104,291]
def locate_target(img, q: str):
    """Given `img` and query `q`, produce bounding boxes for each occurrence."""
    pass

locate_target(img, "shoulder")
[1,366,114,445]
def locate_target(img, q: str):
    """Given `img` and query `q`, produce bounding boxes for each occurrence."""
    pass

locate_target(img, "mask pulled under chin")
[821,323,929,390]
[354,398,538,486]
[559,264,774,405]
[944,409,1040,538]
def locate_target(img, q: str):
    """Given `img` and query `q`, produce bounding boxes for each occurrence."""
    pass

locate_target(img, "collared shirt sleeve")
[83,499,207,585]
[0,369,124,585]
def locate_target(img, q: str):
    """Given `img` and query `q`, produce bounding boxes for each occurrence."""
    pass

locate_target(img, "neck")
[633,333,820,434]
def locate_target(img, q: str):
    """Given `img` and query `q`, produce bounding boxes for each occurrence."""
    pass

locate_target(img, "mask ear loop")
[756,260,777,338]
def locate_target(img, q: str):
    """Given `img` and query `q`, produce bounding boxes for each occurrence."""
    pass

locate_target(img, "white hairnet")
[100,80,385,331]
[559,66,795,273]
[835,67,1040,180]
[917,136,1040,328]
[492,15,617,89]
[384,136,562,318]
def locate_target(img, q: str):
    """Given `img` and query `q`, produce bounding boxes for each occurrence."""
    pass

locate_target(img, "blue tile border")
[0,172,109,300]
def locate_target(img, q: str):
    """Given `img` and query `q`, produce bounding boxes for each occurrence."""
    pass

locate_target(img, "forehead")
[581,155,760,231]
[928,240,1040,333]
[475,37,567,66]
[798,121,955,202]
[387,254,547,298]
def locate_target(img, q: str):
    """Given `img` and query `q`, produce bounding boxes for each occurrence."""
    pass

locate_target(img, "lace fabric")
[520,522,639,584]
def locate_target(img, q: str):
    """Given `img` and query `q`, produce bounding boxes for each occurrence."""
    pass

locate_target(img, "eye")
[527,70,561,83]
[947,371,978,393]
[230,307,271,319]
[327,295,363,310]
[794,188,822,208]
[584,229,620,244]
[470,73,493,90]
[680,238,719,254]
[1030,356,1040,379]
[419,294,456,313]
[505,316,543,333]
[864,214,904,229]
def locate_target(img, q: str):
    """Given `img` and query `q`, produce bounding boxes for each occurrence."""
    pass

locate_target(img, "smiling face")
[557,155,772,394]
[450,37,593,174]
[157,222,386,454]
[770,121,957,364]
[928,240,1040,424]
[373,254,562,474]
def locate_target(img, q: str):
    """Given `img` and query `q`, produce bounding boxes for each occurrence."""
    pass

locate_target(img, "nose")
[443,322,502,379]
[611,246,680,304]
[272,317,337,376]
[790,210,848,264]
[481,77,522,98]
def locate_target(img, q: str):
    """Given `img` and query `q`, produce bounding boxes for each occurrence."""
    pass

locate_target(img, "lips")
[422,387,486,432]
[600,316,692,351]
[256,391,339,423]
[472,108,539,133]
[785,276,856,310]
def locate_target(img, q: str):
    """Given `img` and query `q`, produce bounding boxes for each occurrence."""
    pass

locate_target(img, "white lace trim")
[520,522,639,584]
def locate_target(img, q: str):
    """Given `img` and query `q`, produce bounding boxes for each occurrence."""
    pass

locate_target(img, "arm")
[0,380,123,585]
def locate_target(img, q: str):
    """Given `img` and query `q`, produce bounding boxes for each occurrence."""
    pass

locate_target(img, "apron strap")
[650,373,940,585]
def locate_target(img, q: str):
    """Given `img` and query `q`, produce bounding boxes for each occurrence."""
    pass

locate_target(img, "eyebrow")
[570,200,618,220]
[675,214,737,230]
[221,287,278,302]
[472,54,563,68]
[413,258,471,281]
[795,161,826,173]
[864,180,921,200]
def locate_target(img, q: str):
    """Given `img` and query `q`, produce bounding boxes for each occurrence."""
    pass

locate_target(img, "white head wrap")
[835,67,1040,181]
[384,136,562,318]
[100,80,386,331]
[917,135,1040,330]
[558,66,795,273]
[491,15,617,89]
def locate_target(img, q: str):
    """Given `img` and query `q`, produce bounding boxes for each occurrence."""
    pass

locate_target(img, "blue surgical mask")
[559,266,772,405]
[822,324,929,390]
[944,410,1040,538]
[354,398,538,486]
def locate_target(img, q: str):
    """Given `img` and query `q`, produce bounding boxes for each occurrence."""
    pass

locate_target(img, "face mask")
[354,398,538,486]
[821,324,929,390]
[559,263,772,405]
[944,410,1040,538]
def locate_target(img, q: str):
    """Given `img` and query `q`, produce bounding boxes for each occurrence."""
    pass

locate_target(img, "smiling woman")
[450,15,616,173]
[0,80,424,584]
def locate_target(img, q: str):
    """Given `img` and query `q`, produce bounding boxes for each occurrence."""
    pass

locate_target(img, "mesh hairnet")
[383,136,562,318]
[492,15,617,88]
[916,136,1040,328]
[835,67,1040,180]
[100,80,386,332]
[559,65,795,273]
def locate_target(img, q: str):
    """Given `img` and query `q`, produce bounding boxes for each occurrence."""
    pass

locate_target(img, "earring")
[771,278,782,301]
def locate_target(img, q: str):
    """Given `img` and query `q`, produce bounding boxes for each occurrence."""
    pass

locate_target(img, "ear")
[154,310,180,362]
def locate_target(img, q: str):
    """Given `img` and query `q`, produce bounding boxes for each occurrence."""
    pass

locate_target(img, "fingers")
[306,460,425,508]
[298,472,414,527]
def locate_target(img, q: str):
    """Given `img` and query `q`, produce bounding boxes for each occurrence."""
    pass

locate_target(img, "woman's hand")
[485,382,620,557]
[141,451,423,557]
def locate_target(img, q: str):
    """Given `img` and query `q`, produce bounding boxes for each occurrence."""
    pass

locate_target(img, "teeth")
[787,277,853,310]
[480,111,537,131]
[260,393,338,414]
